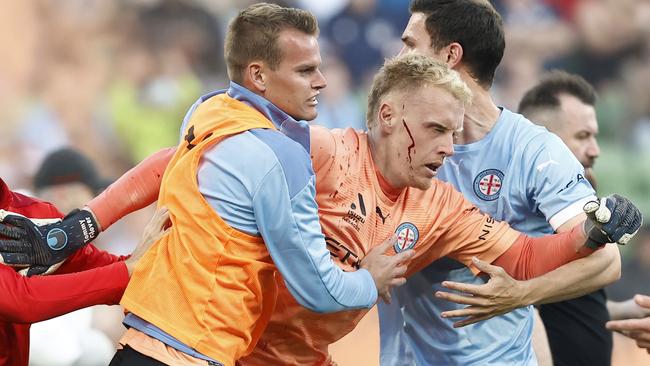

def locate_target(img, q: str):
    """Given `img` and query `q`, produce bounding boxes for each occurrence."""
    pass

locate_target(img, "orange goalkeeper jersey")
[239,126,520,365]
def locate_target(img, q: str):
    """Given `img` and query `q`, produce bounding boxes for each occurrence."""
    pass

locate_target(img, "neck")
[456,72,501,145]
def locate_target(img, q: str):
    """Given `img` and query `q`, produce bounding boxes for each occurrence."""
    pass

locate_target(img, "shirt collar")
[225,81,311,152]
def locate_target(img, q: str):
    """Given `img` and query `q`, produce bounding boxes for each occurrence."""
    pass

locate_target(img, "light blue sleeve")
[197,130,377,313]
[522,132,596,228]
[252,165,377,312]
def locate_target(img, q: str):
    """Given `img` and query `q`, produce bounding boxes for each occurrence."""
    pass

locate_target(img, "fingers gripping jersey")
[239,127,520,365]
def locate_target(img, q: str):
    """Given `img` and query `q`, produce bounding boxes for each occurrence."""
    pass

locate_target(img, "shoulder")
[310,125,365,172]
[434,179,475,209]
[497,110,573,164]
[310,126,364,151]
[205,129,314,198]
[310,125,337,156]
[500,109,568,152]
[248,128,313,181]
[499,109,550,145]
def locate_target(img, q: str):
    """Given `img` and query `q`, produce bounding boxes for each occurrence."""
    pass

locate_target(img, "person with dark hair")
[519,70,600,175]
[33,148,113,214]
[28,147,117,365]
[378,1,622,365]
[521,70,650,364]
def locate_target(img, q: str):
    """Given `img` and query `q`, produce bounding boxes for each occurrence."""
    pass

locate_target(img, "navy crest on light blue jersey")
[394,222,419,252]
[473,169,504,201]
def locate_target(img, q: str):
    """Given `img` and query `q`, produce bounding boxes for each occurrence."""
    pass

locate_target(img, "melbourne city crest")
[473,169,504,201]
[394,222,419,253]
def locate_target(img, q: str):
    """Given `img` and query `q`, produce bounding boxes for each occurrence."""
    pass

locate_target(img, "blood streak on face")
[402,119,416,164]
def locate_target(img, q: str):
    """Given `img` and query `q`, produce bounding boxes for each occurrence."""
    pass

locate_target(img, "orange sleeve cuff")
[492,222,596,280]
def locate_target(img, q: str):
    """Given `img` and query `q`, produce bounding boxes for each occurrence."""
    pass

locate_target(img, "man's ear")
[446,42,463,69]
[244,62,266,93]
[378,102,396,133]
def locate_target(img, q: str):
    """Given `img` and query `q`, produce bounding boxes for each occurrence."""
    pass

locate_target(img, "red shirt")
[0,179,130,366]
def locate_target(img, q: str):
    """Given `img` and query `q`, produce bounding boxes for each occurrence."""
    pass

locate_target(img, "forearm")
[262,185,377,312]
[55,243,128,275]
[0,262,129,323]
[255,171,377,312]
[87,147,174,230]
[520,244,620,305]
[493,222,597,280]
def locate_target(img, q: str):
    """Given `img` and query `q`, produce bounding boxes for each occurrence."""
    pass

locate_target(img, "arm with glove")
[0,147,174,275]
[0,207,170,323]
[436,194,642,327]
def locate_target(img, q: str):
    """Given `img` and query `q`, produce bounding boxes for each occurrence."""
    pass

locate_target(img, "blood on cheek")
[402,118,416,166]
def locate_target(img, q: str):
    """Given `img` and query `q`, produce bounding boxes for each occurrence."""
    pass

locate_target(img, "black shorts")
[109,345,167,366]
[539,289,612,366]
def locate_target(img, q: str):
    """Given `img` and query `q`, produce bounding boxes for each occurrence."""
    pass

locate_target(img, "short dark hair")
[34,148,111,195]
[518,70,597,116]
[224,3,319,83]
[409,0,505,88]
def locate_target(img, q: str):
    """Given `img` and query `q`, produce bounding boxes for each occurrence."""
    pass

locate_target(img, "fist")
[583,194,643,247]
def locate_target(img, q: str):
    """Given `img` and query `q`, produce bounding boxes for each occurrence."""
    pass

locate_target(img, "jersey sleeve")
[522,133,596,230]
[0,261,128,323]
[252,158,378,313]
[87,147,173,231]
[43,201,64,218]
[428,184,521,274]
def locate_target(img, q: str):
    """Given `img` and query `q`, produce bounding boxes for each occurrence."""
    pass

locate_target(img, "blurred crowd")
[1,0,649,365]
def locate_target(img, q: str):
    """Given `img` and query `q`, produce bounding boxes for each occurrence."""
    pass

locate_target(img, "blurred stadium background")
[1,0,648,365]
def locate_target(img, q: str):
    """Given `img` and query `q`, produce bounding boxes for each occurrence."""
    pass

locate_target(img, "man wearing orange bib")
[108,4,412,366]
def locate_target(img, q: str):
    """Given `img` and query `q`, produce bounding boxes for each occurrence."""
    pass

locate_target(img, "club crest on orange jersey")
[473,169,504,201]
[394,222,418,252]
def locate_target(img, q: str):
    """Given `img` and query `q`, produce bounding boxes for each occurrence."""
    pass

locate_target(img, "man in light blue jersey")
[378,1,621,365]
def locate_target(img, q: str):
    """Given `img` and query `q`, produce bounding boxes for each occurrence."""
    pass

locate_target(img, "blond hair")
[224,3,319,83]
[366,54,472,128]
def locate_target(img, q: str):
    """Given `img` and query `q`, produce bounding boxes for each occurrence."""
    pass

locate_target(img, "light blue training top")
[125,82,377,363]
